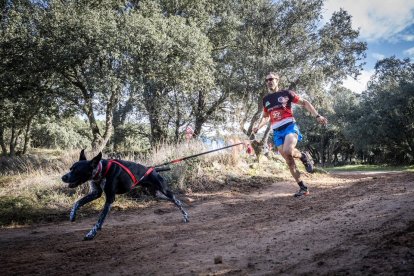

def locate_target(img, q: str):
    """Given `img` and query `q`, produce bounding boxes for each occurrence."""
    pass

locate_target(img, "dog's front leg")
[70,182,102,222]
[84,197,113,241]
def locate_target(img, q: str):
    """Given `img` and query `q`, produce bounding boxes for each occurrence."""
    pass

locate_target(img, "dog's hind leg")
[84,196,114,241]
[166,190,190,223]
[149,173,189,223]
[70,182,102,222]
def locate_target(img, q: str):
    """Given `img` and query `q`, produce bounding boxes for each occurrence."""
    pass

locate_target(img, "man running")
[254,72,328,197]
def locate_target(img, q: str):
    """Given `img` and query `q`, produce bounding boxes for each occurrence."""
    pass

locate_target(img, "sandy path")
[1,171,413,275]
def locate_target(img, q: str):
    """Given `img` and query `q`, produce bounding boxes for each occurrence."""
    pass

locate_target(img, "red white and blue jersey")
[262,90,301,129]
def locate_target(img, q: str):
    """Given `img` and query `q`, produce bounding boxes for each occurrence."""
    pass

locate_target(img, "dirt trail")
[1,171,414,275]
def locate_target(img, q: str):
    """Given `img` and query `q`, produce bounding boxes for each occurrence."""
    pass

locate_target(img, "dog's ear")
[91,152,102,167]
[79,149,87,161]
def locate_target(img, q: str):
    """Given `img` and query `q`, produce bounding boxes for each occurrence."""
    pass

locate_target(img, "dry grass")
[0,142,293,227]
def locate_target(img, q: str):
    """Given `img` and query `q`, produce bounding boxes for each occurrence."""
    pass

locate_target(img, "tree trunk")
[320,135,325,166]
[22,116,33,154]
[81,90,117,152]
[172,91,184,144]
[9,124,16,156]
[194,118,205,139]
[0,126,7,155]
[112,92,135,151]
[193,90,206,137]
[67,71,118,153]
[82,100,104,152]
[327,143,332,165]
[9,126,22,156]
[174,104,182,144]
[149,114,167,145]
[193,89,229,138]
[143,82,167,145]
[101,86,118,151]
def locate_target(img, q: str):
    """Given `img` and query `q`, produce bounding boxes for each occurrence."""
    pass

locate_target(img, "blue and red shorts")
[273,122,303,147]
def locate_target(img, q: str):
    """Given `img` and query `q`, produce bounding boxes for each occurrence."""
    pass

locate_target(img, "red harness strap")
[92,161,103,180]
[103,160,154,188]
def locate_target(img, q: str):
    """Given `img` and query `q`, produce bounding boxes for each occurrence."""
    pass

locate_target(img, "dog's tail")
[154,167,171,172]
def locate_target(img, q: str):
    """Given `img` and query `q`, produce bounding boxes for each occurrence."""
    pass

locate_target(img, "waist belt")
[274,122,294,132]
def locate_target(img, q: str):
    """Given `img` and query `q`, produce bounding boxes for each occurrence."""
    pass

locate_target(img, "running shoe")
[300,151,314,173]
[294,187,310,197]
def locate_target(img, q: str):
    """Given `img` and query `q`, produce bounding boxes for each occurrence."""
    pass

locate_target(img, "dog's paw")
[83,229,97,241]
[183,215,190,223]
[83,233,95,241]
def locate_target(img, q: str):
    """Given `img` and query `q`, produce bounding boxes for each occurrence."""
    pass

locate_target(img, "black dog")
[61,150,189,240]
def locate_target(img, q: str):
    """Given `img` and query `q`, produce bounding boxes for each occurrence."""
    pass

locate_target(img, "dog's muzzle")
[62,174,82,188]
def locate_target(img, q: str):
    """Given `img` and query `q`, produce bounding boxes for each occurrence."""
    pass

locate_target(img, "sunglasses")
[265,77,278,82]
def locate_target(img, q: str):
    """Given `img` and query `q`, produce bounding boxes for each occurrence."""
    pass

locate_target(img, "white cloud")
[400,34,414,41]
[342,70,374,93]
[372,53,385,60]
[403,47,414,58]
[324,0,414,41]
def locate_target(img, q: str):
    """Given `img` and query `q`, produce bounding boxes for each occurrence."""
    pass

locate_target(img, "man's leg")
[278,133,302,181]
[278,133,309,197]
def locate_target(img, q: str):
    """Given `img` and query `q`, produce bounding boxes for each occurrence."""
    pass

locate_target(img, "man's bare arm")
[253,114,270,133]
[298,99,328,125]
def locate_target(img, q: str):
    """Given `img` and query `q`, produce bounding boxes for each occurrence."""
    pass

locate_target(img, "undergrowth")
[325,164,414,172]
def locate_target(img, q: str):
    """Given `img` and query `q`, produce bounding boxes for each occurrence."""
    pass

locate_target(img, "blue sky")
[323,0,414,93]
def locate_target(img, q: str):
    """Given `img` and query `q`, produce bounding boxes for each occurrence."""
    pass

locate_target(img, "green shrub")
[31,117,90,149]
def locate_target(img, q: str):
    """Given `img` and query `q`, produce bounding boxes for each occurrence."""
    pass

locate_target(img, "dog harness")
[101,160,155,188]
[92,161,103,180]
